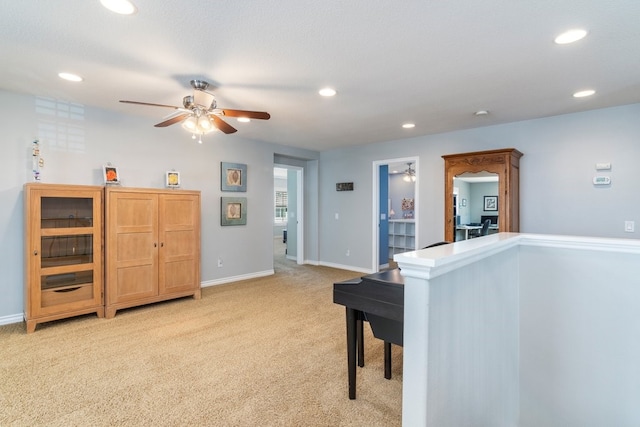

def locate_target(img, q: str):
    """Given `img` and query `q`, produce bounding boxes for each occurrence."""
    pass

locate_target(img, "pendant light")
[403,162,416,182]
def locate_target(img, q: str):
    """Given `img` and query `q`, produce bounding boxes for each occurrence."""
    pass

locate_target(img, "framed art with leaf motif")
[221,162,247,192]
[221,197,247,226]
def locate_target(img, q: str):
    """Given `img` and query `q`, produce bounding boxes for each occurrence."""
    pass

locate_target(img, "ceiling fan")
[119,80,270,141]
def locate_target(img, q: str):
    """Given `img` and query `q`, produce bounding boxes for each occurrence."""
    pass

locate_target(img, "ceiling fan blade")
[211,115,238,134]
[221,109,271,120]
[154,112,191,127]
[120,100,181,109]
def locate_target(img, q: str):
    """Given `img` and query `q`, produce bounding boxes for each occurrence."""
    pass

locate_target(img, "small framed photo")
[221,197,247,226]
[484,196,498,211]
[336,182,354,191]
[221,162,247,192]
[103,165,120,185]
[166,171,181,188]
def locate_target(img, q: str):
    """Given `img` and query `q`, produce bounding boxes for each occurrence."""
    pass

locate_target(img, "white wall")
[318,103,640,272]
[519,245,640,427]
[397,235,521,426]
[396,234,640,426]
[425,247,520,426]
[0,90,319,321]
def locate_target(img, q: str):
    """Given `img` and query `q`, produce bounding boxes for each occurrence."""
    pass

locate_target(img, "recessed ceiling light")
[554,29,588,45]
[474,110,489,116]
[237,117,251,123]
[58,72,83,82]
[100,0,137,15]
[318,87,337,97]
[402,123,415,129]
[573,89,596,98]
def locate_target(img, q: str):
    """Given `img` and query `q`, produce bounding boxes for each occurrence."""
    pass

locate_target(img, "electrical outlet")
[217,258,223,267]
[624,221,635,233]
[346,249,350,256]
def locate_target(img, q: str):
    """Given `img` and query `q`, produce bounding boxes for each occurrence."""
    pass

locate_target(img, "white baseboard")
[201,269,274,288]
[318,261,373,274]
[0,313,24,326]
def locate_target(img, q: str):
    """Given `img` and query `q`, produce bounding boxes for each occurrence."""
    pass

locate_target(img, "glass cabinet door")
[25,184,104,329]
[39,197,95,293]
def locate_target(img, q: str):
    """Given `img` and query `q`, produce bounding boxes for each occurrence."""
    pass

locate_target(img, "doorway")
[372,157,419,272]
[274,165,304,265]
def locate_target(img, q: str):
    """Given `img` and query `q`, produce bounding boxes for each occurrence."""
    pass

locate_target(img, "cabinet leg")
[193,289,202,300]
[25,320,36,334]
[105,307,117,319]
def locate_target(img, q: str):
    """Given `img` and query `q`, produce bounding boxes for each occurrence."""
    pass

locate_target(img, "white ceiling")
[1,1,639,151]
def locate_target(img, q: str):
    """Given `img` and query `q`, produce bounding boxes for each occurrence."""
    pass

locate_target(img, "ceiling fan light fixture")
[403,162,416,182]
[182,116,197,132]
[193,89,216,109]
[121,79,269,137]
[197,115,212,131]
[100,0,137,15]
[237,117,251,123]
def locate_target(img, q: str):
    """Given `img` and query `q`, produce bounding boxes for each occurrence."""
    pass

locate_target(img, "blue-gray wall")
[318,102,640,271]
[1,87,639,322]
[0,90,319,322]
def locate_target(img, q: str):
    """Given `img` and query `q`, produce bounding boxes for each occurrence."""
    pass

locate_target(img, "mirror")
[443,149,523,242]
[453,172,499,241]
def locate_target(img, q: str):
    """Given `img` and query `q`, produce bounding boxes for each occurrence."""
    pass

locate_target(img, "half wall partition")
[395,233,640,427]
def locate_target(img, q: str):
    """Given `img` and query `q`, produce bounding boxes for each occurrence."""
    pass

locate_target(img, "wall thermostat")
[592,176,611,185]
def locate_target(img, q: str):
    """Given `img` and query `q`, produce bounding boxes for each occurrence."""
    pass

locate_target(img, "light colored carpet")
[0,240,402,426]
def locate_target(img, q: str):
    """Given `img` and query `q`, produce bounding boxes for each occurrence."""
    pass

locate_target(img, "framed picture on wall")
[484,196,498,211]
[165,171,180,188]
[221,162,247,192]
[221,197,247,226]
[103,165,120,185]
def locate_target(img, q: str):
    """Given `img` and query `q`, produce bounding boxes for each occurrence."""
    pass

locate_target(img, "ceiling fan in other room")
[120,80,270,143]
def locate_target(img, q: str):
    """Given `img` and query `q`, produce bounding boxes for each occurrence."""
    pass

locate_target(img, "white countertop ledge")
[394,232,640,279]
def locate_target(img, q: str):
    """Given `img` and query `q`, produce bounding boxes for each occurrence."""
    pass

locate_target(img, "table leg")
[357,313,364,367]
[384,341,392,379]
[346,307,357,399]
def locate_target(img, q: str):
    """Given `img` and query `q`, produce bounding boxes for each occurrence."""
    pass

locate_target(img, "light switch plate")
[593,176,611,185]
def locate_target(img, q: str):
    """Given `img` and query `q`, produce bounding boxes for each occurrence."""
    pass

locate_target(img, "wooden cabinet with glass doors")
[24,183,104,333]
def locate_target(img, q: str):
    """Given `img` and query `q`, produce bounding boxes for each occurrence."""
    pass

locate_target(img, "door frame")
[275,164,304,264]
[371,156,419,272]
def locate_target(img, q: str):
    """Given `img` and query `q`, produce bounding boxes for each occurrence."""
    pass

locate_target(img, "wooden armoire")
[104,187,201,318]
